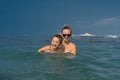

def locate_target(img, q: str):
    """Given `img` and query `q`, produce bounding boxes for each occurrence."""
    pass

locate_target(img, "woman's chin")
[64,39,69,42]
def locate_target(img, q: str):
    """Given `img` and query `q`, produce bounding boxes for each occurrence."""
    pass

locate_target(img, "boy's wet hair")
[51,34,63,44]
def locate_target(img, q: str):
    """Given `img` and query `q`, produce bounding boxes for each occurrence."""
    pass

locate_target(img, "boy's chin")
[52,46,57,49]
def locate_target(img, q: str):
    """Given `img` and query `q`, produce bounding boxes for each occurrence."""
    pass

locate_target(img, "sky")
[0,0,120,36]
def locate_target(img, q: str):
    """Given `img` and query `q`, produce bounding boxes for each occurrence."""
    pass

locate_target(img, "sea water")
[0,35,120,80]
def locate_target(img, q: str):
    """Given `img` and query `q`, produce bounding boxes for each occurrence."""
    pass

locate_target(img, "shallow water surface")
[0,36,120,80]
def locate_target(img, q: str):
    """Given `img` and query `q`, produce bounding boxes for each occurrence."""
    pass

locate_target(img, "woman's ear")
[60,32,62,35]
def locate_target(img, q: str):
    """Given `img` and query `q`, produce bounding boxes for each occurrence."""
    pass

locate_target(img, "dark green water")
[0,36,120,80]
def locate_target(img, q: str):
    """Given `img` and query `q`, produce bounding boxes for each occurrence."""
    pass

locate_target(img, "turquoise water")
[0,36,120,80]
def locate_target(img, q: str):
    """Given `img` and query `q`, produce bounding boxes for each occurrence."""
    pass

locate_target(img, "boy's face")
[51,37,60,49]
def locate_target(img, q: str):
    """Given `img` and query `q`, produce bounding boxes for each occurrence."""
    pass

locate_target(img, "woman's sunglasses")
[62,34,71,37]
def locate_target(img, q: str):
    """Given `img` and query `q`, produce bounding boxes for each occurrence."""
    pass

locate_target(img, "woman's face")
[62,29,71,42]
[51,37,60,49]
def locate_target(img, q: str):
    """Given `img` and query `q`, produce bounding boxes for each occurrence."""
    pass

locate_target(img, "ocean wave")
[105,35,119,38]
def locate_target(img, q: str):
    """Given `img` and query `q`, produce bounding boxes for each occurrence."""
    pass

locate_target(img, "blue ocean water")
[0,35,120,80]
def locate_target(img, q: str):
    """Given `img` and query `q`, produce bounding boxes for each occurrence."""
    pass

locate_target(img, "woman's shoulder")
[70,42,76,47]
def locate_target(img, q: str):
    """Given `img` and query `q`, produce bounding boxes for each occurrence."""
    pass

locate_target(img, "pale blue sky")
[0,0,120,36]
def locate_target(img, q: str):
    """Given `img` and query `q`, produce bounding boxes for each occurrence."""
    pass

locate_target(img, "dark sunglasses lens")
[62,34,66,37]
[67,34,71,37]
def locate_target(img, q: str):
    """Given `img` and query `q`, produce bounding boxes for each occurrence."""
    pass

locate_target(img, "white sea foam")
[105,35,119,38]
[72,33,120,39]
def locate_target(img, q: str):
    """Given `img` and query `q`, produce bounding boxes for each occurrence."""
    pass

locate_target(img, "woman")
[60,24,76,55]
[37,34,64,53]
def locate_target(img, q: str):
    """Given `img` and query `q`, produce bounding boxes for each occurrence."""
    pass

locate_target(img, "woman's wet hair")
[51,34,63,44]
[61,24,72,34]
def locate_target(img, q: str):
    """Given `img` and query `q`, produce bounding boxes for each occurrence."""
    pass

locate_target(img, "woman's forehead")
[62,29,71,33]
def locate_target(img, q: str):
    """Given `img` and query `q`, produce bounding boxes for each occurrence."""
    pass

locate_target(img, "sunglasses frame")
[62,34,71,37]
